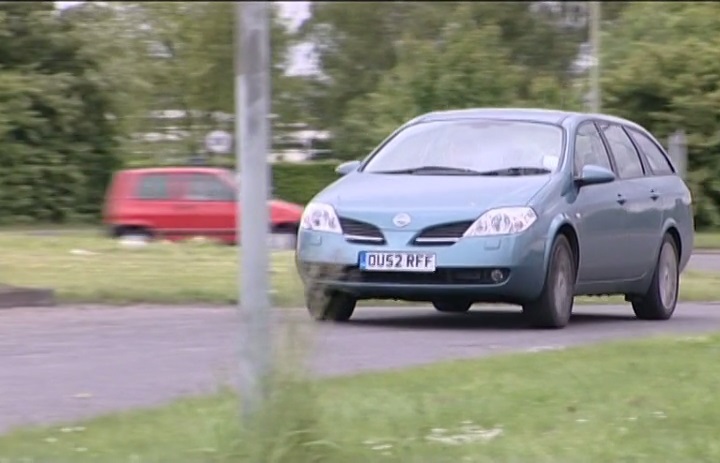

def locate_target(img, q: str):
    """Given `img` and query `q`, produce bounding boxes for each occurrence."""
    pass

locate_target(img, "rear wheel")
[306,287,356,322]
[522,235,576,329]
[432,299,472,313]
[631,234,679,320]
[114,226,153,241]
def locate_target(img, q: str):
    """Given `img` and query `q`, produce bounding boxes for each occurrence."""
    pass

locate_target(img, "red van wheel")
[114,226,154,240]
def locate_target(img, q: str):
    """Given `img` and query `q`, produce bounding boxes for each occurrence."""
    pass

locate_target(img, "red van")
[102,167,304,244]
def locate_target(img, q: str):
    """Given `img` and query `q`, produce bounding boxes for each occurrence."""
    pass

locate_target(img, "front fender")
[541,213,577,277]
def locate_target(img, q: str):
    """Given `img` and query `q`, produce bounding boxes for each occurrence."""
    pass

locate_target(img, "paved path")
[687,252,720,271]
[2,303,720,434]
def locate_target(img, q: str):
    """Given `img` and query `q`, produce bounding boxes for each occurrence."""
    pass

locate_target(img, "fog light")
[490,269,506,283]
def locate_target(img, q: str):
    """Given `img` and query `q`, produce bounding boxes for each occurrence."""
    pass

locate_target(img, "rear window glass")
[135,174,170,200]
[627,128,675,175]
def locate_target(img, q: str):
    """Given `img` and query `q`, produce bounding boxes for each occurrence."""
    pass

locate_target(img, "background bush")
[272,161,341,205]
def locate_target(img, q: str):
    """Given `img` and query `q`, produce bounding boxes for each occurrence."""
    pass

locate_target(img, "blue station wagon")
[295,108,694,329]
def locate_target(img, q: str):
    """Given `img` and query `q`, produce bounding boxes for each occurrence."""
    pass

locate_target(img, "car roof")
[117,166,230,176]
[414,107,646,130]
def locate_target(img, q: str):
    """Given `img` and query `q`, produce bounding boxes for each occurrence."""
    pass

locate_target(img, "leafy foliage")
[299,1,594,159]
[601,2,720,226]
[272,162,340,205]
[3,0,720,228]
[0,1,120,223]
[336,7,583,159]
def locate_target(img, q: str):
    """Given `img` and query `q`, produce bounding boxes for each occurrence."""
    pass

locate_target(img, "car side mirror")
[335,160,361,176]
[574,165,616,187]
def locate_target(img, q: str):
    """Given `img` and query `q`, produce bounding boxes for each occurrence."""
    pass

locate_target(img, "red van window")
[135,173,172,200]
[183,173,235,201]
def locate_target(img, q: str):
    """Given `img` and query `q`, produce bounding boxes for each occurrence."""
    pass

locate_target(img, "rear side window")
[626,128,675,176]
[135,174,171,200]
[183,173,235,201]
[598,123,645,179]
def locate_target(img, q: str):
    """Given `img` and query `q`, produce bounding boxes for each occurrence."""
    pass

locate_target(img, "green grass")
[2,233,720,306]
[695,232,720,250]
[2,332,720,462]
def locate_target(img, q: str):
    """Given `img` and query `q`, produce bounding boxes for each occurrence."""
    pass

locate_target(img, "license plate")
[358,251,436,272]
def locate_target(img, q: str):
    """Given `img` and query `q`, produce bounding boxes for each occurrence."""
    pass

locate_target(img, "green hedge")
[272,161,341,204]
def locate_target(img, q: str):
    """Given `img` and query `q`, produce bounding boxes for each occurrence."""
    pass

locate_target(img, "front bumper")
[295,229,548,303]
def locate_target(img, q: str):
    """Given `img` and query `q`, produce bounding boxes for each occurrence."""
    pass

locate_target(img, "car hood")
[317,173,551,217]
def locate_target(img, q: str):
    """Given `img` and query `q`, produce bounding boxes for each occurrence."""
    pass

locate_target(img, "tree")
[336,8,581,160]
[59,2,158,139]
[601,2,720,227]
[77,1,303,158]
[298,1,617,157]
[298,2,481,129]
[0,1,121,223]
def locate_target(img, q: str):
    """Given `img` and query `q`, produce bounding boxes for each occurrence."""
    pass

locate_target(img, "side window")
[598,123,644,179]
[627,128,675,176]
[574,123,613,175]
[184,173,235,201]
[135,174,170,200]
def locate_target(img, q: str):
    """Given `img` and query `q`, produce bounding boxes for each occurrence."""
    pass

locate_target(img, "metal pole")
[235,0,272,422]
[668,130,688,179]
[589,1,601,113]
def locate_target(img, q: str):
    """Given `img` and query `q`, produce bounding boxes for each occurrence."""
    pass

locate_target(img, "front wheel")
[306,287,356,322]
[522,235,576,329]
[631,234,679,320]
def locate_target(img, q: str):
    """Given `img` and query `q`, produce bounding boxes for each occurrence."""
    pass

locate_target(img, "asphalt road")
[687,251,720,271]
[2,303,720,434]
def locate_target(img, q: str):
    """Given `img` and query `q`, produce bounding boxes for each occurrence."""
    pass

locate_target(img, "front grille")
[338,217,385,243]
[413,221,473,245]
[299,263,509,285]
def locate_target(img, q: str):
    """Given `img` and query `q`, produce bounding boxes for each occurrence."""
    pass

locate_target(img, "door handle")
[650,189,660,201]
[173,204,195,210]
[616,194,626,205]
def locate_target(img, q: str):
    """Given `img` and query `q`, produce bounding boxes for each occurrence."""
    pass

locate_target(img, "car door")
[175,171,236,240]
[597,122,662,280]
[626,126,678,253]
[571,122,628,283]
[131,172,184,234]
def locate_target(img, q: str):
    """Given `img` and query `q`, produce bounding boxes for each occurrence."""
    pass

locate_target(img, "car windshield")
[362,119,564,175]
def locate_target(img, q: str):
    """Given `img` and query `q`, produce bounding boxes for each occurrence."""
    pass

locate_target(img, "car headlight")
[463,207,537,237]
[300,202,342,234]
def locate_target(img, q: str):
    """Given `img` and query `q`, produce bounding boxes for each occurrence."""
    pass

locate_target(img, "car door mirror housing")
[575,165,616,187]
[335,160,361,176]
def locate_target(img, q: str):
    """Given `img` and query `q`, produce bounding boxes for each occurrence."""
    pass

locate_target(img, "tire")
[115,226,153,241]
[432,300,472,313]
[631,234,679,321]
[522,234,576,329]
[306,287,356,322]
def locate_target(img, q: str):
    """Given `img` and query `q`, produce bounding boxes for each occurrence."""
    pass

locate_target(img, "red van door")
[174,171,236,241]
[124,172,185,235]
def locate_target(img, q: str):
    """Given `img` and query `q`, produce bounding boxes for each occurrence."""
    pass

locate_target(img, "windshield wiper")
[374,165,485,175]
[476,166,551,176]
